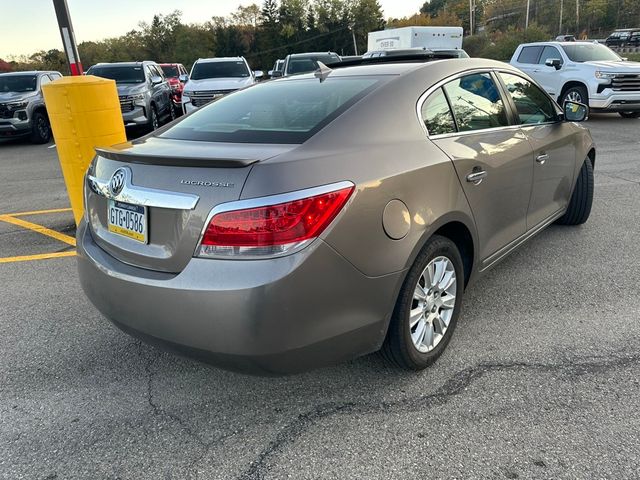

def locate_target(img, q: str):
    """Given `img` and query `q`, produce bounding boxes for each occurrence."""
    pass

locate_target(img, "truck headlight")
[595,71,615,79]
[6,101,29,111]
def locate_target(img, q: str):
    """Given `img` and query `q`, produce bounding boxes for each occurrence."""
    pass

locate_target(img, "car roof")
[196,57,244,63]
[0,71,60,76]
[91,61,155,67]
[158,63,183,66]
[288,52,339,58]
[519,41,598,47]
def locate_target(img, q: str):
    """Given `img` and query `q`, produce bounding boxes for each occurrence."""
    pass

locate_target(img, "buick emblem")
[109,168,126,196]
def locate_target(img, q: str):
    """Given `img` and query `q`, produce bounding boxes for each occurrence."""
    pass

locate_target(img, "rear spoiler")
[95,146,257,168]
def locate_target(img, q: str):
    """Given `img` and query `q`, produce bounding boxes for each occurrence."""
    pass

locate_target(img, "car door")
[496,71,576,228]
[424,72,534,262]
[513,45,543,77]
[530,46,564,98]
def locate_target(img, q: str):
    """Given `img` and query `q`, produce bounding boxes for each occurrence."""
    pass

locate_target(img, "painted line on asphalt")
[0,214,76,247]
[6,207,73,217]
[0,251,76,264]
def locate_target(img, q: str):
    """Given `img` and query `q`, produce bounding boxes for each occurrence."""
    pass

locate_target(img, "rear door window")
[443,73,509,132]
[517,46,543,64]
[421,88,456,135]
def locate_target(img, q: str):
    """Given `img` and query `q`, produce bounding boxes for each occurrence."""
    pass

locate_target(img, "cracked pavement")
[1,113,640,479]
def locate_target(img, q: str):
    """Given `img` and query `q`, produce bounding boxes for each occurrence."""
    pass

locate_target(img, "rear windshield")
[160,76,381,144]
[191,61,250,80]
[160,65,179,77]
[88,66,145,83]
[286,55,341,75]
[0,75,37,92]
[561,43,621,62]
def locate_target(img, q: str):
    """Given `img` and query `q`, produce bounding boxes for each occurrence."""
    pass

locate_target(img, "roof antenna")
[314,62,332,83]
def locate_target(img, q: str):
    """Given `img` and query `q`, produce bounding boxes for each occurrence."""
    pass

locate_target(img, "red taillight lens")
[198,184,354,257]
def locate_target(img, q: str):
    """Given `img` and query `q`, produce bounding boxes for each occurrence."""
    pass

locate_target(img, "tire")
[148,105,159,132]
[381,235,464,370]
[561,85,589,107]
[556,158,594,226]
[618,112,640,118]
[29,110,51,144]
[169,103,176,122]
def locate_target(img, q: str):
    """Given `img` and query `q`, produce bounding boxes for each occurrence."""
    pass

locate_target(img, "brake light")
[197,183,354,258]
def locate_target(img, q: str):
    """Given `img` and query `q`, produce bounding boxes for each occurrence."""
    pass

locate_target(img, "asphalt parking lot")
[1,115,640,479]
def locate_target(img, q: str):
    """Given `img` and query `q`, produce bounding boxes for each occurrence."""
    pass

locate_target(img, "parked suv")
[0,70,62,143]
[511,41,640,118]
[276,52,341,77]
[159,63,188,116]
[605,29,640,48]
[181,57,262,114]
[86,61,174,130]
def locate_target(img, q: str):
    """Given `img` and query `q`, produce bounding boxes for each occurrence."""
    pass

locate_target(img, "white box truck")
[367,26,463,52]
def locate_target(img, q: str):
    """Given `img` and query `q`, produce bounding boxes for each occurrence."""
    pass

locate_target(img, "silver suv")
[87,61,174,131]
[0,70,62,143]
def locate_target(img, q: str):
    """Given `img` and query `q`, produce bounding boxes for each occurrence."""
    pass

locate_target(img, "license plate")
[107,199,148,243]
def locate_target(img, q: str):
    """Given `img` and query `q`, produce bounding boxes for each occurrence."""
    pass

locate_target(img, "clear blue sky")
[2,0,424,58]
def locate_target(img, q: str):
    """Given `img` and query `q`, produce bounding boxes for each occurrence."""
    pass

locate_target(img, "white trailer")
[367,26,464,52]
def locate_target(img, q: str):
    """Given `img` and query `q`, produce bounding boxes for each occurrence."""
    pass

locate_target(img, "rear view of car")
[181,57,262,114]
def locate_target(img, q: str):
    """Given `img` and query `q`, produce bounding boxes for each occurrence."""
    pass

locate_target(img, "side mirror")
[267,70,274,77]
[271,71,283,78]
[253,70,264,79]
[150,75,163,85]
[545,58,562,70]
[564,101,588,122]
[178,74,189,83]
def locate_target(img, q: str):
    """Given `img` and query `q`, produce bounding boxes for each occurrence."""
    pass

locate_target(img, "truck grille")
[611,74,640,91]
[190,90,235,108]
[0,104,14,119]
[118,96,135,112]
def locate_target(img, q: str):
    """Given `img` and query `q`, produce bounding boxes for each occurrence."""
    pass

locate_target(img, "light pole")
[559,0,564,34]
[525,0,531,29]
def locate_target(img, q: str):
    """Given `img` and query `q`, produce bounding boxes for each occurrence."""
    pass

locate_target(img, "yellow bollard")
[42,75,126,225]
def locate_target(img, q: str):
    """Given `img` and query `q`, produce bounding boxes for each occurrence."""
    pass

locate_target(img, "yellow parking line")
[0,251,76,264]
[0,215,76,247]
[7,207,73,217]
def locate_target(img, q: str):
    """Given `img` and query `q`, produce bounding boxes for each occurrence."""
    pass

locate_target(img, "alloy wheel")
[37,116,50,139]
[410,256,457,353]
[565,90,583,103]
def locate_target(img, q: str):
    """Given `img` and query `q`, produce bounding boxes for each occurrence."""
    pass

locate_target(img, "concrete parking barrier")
[42,76,126,225]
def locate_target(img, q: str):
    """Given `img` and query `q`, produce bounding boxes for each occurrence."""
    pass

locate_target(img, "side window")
[39,75,52,87]
[145,65,155,80]
[539,46,562,65]
[50,73,62,80]
[443,73,509,132]
[498,72,558,125]
[420,87,456,136]
[517,46,543,64]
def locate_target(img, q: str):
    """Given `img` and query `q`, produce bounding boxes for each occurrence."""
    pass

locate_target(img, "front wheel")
[561,85,589,107]
[148,105,159,131]
[556,158,594,225]
[619,111,640,118]
[30,111,51,144]
[381,235,464,370]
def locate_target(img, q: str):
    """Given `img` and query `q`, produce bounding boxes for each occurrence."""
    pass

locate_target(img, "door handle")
[466,170,487,185]
[536,153,549,164]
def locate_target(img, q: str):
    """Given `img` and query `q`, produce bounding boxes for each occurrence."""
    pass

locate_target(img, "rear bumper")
[76,220,401,374]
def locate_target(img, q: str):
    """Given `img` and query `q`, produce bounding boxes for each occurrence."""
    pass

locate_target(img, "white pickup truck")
[510,41,640,118]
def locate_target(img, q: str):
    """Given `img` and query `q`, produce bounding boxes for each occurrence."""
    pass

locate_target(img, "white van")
[367,26,463,53]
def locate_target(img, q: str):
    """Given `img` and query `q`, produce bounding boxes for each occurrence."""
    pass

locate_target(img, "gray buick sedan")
[77,58,595,374]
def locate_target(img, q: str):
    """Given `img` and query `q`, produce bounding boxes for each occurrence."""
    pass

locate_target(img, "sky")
[1,0,424,58]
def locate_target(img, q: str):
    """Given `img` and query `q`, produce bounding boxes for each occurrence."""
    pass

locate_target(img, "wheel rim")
[37,116,49,139]
[410,256,457,353]
[170,106,176,120]
[566,90,582,103]
[152,110,158,129]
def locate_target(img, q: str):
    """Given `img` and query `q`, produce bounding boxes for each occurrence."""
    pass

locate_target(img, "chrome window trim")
[194,180,355,260]
[87,167,199,210]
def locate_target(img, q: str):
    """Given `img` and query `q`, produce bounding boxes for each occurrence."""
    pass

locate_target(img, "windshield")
[160,76,381,144]
[191,61,250,80]
[0,75,37,92]
[561,43,621,62]
[160,65,179,77]
[286,54,341,75]
[88,66,145,83]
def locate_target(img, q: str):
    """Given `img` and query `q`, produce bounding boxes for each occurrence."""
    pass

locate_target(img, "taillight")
[197,182,354,258]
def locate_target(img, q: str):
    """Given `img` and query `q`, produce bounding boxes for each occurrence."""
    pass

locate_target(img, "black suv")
[86,61,173,131]
[605,29,640,47]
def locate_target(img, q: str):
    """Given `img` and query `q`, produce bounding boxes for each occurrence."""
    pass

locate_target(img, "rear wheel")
[618,111,640,118]
[29,111,51,144]
[556,158,594,225]
[382,235,464,370]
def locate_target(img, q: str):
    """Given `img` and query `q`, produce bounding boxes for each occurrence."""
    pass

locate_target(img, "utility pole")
[576,0,580,36]
[525,0,531,29]
[559,0,564,34]
[52,0,82,75]
[350,24,358,56]
[468,0,476,35]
